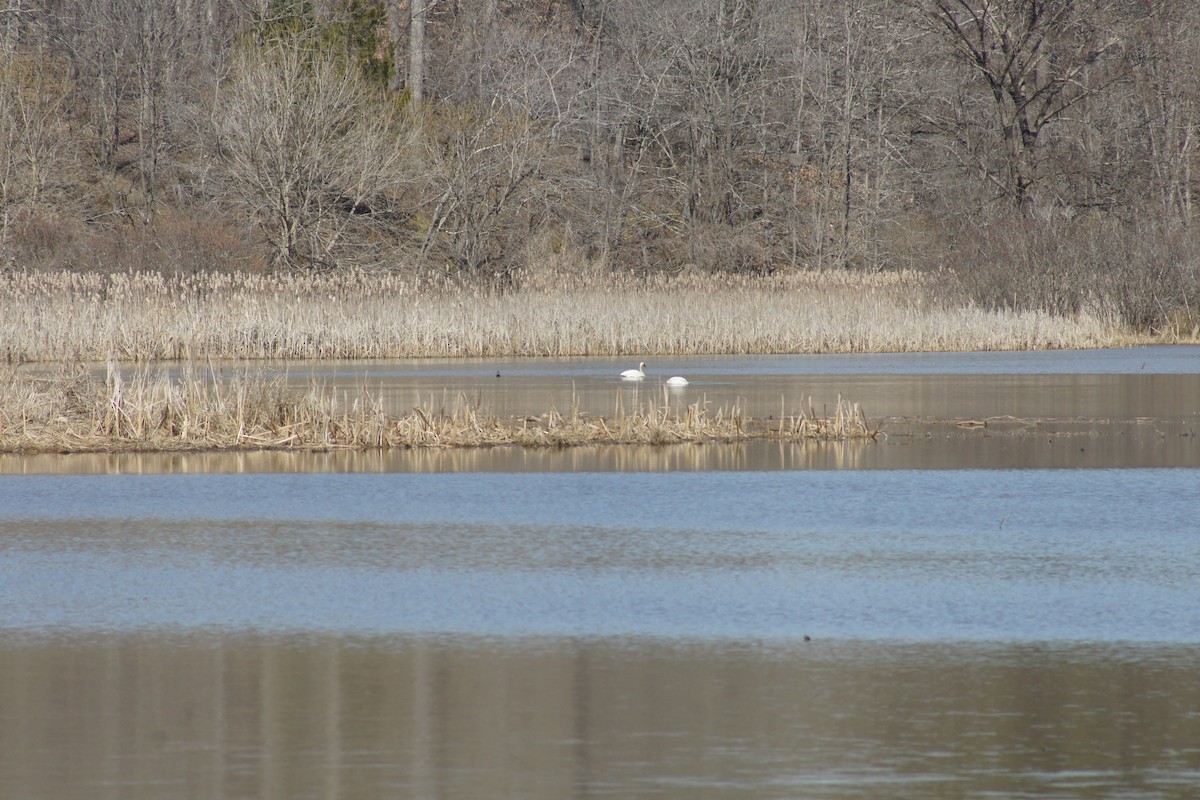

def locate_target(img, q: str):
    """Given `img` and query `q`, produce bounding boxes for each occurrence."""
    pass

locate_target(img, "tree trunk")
[409,0,425,108]
[3,0,21,58]
[385,0,405,95]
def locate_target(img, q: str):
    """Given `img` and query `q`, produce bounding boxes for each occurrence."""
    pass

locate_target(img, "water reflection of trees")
[0,440,879,475]
[1,634,1196,798]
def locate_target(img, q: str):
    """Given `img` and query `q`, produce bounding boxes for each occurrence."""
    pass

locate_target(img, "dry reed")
[0,363,877,453]
[0,268,1115,364]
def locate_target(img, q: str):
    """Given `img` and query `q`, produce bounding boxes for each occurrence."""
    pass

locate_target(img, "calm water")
[2,347,1199,798]
[100,343,1200,420]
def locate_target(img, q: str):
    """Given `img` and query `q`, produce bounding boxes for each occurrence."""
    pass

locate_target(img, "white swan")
[666,376,689,387]
[620,361,646,380]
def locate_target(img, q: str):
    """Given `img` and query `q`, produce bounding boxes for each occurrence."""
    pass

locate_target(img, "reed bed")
[0,268,1115,364]
[0,363,876,453]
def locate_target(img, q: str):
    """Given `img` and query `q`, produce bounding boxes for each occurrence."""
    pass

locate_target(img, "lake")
[1,346,1198,798]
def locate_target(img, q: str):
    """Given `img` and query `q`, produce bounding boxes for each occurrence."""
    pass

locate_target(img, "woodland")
[1,0,1198,334]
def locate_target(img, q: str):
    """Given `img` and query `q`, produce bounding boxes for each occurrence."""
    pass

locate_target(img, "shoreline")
[1,416,1195,471]
[0,406,880,455]
[2,410,1194,456]
[0,361,876,453]
[5,346,1198,457]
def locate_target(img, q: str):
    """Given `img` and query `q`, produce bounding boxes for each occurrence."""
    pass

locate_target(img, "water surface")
[42,343,1197,422]
[2,347,1199,798]
[2,469,1198,642]
[2,633,1198,800]
[252,345,1200,421]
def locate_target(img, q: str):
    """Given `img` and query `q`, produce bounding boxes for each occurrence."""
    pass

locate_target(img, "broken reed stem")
[0,364,878,453]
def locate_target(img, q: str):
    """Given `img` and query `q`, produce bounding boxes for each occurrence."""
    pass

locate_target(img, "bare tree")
[918,0,1127,212]
[213,40,415,270]
[2,0,23,58]
[779,0,922,270]
[39,0,234,219]
[409,0,427,106]
[1122,4,1200,217]
[563,0,789,271]
[575,0,678,267]
[57,0,134,173]
[380,0,442,103]
[127,0,189,209]
[420,100,548,276]
[385,0,406,93]
[0,54,72,260]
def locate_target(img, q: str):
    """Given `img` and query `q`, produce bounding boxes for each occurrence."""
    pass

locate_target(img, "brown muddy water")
[2,633,1198,800]
[255,345,1200,427]
[9,344,1200,472]
[1,346,1199,798]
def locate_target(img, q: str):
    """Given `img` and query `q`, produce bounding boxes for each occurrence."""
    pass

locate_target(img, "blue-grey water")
[1,346,1199,799]
[2,469,1198,642]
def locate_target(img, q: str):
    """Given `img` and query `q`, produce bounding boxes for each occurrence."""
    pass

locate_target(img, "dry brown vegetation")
[0,268,1114,365]
[0,362,876,453]
[1,0,1198,336]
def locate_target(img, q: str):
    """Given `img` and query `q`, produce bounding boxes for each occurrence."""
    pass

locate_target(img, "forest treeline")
[0,0,1197,332]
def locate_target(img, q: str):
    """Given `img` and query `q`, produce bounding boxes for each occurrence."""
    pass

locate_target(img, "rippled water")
[3,633,1198,800]
[2,466,1199,798]
[3,469,1199,642]
[2,347,1199,798]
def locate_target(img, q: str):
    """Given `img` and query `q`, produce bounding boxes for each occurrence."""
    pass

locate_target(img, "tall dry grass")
[0,268,1115,364]
[0,363,876,453]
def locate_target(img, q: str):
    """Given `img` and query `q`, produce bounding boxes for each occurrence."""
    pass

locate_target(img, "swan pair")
[620,362,689,386]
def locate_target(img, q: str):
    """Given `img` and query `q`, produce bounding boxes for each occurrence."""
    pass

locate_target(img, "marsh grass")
[0,268,1115,364]
[0,364,876,453]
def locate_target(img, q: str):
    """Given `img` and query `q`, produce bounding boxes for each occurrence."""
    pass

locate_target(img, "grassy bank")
[0,268,1117,364]
[0,363,876,453]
